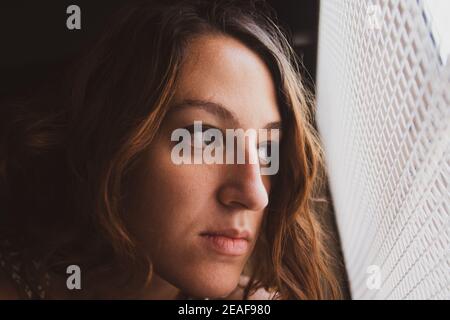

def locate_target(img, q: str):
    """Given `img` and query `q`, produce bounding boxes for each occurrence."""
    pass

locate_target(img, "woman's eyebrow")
[171,98,282,131]
[264,121,282,130]
[171,99,240,126]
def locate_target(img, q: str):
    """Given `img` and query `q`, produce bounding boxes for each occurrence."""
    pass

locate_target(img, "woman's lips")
[200,233,249,256]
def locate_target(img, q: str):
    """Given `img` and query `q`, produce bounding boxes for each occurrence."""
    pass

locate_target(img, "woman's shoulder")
[0,238,50,299]
[0,240,20,299]
[0,268,19,299]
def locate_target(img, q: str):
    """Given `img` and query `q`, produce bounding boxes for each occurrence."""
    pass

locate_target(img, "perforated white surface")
[316,0,450,299]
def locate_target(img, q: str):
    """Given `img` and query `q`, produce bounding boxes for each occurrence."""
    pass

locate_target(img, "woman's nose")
[217,147,269,212]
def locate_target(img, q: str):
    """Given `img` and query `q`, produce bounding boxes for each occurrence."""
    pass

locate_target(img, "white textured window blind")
[316,0,449,299]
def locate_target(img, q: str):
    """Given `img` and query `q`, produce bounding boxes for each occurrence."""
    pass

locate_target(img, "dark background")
[0,0,319,97]
[0,0,350,298]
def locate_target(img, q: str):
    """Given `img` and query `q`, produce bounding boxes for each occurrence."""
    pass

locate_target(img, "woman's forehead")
[173,34,281,129]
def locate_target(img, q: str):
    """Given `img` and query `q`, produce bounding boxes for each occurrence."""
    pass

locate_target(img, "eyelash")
[182,124,277,164]
[184,124,217,134]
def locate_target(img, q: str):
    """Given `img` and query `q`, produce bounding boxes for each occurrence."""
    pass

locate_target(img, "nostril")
[228,200,249,210]
[218,182,269,212]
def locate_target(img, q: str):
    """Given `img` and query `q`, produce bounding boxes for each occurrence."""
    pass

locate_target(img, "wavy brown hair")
[0,0,341,299]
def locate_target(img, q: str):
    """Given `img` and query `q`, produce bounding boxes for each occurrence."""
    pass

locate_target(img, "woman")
[0,0,341,299]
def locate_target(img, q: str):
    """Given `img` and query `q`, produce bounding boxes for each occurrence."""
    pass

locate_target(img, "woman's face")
[126,34,281,298]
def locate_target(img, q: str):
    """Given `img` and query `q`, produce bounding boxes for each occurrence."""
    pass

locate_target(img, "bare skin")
[0,34,280,300]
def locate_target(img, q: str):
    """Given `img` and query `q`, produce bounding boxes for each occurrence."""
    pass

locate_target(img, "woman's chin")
[185,286,236,299]
[177,274,241,299]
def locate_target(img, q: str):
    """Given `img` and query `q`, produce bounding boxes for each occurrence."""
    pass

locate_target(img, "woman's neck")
[139,273,182,300]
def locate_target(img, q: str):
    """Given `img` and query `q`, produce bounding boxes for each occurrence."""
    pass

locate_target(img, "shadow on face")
[125,34,281,299]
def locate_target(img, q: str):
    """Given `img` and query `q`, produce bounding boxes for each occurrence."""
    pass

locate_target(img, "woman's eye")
[192,131,214,147]
[258,141,275,165]
[186,125,223,148]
